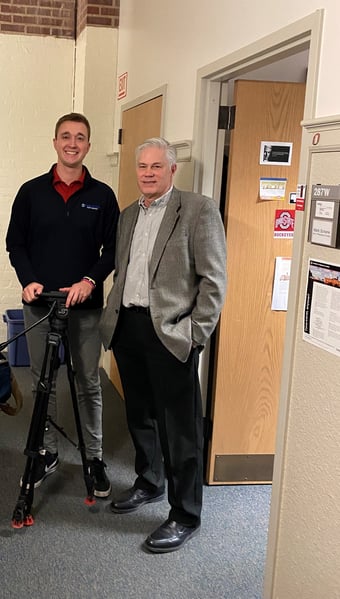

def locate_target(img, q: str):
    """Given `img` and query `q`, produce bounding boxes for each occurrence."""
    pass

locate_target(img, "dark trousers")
[112,307,203,527]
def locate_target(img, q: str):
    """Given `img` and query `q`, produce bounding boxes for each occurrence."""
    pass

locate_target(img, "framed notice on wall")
[260,141,293,165]
[303,258,340,356]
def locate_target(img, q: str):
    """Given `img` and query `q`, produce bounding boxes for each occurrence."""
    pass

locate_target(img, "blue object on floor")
[2,309,30,367]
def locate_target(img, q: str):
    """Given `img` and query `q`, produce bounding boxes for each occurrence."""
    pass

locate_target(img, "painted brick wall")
[0,27,118,342]
[0,0,120,39]
[0,33,75,339]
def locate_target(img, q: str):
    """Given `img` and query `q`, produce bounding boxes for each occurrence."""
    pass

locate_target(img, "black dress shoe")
[143,519,200,553]
[110,486,165,514]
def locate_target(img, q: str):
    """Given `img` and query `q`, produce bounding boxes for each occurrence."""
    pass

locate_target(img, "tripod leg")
[11,333,61,528]
[11,456,36,528]
[62,334,96,505]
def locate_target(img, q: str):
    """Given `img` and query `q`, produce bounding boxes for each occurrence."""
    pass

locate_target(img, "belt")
[123,305,151,316]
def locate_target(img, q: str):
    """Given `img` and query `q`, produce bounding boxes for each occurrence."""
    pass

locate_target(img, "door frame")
[191,10,324,597]
[118,84,167,134]
[101,85,167,377]
[193,10,323,198]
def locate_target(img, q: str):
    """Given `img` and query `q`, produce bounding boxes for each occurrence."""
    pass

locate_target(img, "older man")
[100,137,226,552]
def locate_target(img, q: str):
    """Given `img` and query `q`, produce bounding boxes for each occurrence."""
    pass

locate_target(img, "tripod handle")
[40,291,68,301]
[0,292,70,353]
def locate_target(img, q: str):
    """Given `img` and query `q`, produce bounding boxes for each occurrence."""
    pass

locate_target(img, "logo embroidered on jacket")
[81,203,100,210]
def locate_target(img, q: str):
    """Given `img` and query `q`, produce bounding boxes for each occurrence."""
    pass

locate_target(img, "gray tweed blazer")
[99,187,227,362]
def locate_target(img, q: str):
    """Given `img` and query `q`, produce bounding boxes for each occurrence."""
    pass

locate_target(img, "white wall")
[1,2,340,596]
[266,121,340,597]
[74,27,118,186]
[114,0,340,143]
[0,28,118,346]
[73,26,118,373]
[0,34,74,332]
[113,3,340,598]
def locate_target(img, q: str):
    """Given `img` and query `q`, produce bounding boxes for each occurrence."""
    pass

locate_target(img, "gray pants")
[23,305,103,460]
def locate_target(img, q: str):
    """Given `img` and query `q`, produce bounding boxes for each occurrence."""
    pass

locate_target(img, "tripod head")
[0,291,69,354]
[40,291,68,320]
[39,291,69,333]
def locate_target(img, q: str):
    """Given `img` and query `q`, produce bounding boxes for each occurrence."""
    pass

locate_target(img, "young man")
[6,113,119,497]
[100,137,226,552]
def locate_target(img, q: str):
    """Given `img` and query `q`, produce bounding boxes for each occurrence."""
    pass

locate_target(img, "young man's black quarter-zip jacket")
[6,165,119,310]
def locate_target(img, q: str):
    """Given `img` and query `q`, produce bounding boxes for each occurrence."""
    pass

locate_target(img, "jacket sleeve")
[6,184,39,288]
[191,198,227,345]
[85,186,120,285]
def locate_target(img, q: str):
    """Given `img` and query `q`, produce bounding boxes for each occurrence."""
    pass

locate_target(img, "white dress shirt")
[123,187,173,308]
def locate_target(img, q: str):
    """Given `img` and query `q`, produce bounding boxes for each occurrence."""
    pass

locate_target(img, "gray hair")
[136,137,177,167]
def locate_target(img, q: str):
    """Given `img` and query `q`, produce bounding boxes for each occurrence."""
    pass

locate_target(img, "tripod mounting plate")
[40,291,68,320]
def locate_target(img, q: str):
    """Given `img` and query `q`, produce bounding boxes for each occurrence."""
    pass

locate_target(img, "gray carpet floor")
[0,365,271,599]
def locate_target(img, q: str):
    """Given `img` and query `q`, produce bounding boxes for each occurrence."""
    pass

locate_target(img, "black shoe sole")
[110,493,165,514]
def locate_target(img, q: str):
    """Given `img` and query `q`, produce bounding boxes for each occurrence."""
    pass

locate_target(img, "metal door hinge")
[118,128,123,145]
[218,105,236,131]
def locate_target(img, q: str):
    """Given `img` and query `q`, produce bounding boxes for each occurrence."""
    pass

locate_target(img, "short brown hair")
[54,113,91,140]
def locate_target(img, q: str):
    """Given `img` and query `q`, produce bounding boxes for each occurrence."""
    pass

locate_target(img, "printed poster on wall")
[303,258,340,356]
[271,257,291,311]
[260,178,287,201]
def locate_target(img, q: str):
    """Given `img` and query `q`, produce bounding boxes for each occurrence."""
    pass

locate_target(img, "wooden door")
[207,80,305,484]
[117,95,163,210]
[110,95,163,395]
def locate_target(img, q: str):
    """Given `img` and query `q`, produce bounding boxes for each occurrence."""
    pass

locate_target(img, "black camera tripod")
[5,292,96,529]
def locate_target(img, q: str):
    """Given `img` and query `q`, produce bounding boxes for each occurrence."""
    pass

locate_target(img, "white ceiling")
[238,48,309,83]
[224,48,309,107]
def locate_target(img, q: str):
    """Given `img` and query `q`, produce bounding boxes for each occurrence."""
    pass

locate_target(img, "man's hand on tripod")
[22,282,44,303]
[59,280,93,308]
